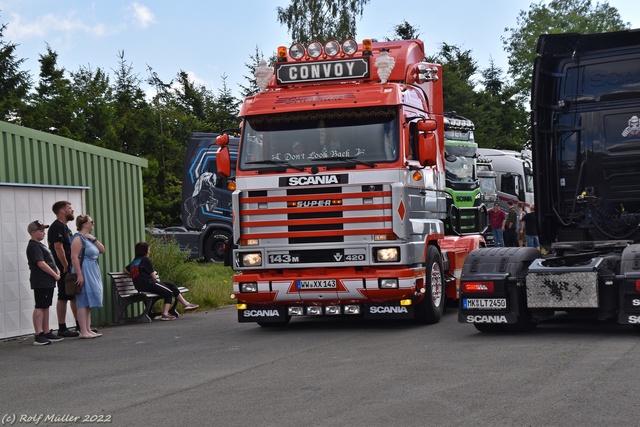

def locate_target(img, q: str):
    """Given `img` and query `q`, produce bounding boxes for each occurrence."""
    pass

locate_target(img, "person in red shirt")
[488,203,506,247]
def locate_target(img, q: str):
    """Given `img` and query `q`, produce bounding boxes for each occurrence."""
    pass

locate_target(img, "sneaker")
[33,333,51,346]
[58,329,80,338]
[44,330,64,342]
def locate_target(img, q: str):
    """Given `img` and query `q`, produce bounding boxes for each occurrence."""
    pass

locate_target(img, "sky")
[1,0,639,100]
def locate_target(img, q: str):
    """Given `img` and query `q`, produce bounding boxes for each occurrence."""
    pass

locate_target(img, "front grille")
[239,184,393,244]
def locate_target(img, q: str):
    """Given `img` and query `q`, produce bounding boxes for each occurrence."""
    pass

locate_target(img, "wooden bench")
[108,272,189,325]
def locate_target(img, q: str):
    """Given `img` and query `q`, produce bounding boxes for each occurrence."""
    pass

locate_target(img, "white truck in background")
[477,148,534,211]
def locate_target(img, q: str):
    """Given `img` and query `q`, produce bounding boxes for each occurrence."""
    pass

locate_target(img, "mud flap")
[458,247,539,325]
[618,244,640,325]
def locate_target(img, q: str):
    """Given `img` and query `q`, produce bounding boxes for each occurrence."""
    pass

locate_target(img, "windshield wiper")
[246,159,306,171]
[312,156,375,168]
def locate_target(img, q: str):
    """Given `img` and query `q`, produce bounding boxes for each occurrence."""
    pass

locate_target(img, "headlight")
[240,282,258,293]
[241,252,262,267]
[376,247,399,262]
[379,278,398,289]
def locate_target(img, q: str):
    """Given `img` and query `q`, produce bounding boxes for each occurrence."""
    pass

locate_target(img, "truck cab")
[477,148,533,211]
[443,113,486,235]
[150,133,238,262]
[217,39,484,325]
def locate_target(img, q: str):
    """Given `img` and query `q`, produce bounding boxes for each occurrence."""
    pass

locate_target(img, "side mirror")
[216,134,229,147]
[415,119,438,166]
[216,146,231,178]
[417,119,437,132]
[418,133,438,166]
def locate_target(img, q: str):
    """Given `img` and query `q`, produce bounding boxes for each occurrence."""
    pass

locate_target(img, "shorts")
[56,271,76,301]
[526,235,541,248]
[34,288,55,309]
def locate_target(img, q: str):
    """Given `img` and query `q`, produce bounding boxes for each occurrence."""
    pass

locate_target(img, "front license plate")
[463,298,506,310]
[297,279,337,289]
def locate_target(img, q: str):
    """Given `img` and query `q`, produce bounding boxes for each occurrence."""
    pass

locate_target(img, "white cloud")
[128,2,156,29]
[4,11,116,41]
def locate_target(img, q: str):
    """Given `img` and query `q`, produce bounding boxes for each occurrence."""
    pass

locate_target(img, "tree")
[212,74,240,132]
[474,59,529,150]
[386,20,420,41]
[426,43,478,115]
[277,0,370,43]
[0,21,31,122]
[239,45,267,98]
[69,65,116,145]
[174,70,209,121]
[22,45,78,138]
[109,51,156,155]
[503,0,629,100]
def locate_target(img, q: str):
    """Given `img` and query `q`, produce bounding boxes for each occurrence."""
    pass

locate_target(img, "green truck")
[443,112,486,235]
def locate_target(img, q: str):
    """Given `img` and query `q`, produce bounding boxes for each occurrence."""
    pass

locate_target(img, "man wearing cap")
[26,220,64,346]
[504,200,519,247]
[48,201,80,337]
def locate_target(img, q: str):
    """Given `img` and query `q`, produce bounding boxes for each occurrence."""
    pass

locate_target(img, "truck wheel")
[414,246,445,324]
[204,230,231,262]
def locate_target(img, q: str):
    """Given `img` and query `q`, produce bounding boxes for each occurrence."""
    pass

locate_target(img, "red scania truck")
[216,38,484,325]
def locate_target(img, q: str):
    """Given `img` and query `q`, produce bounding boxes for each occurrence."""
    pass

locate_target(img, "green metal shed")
[0,120,148,339]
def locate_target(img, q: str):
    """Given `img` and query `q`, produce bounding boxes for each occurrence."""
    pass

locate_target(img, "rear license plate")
[297,279,337,289]
[463,298,506,310]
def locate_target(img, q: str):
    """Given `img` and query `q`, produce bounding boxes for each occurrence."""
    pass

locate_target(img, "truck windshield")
[479,176,497,195]
[444,143,477,184]
[445,156,475,183]
[239,106,399,170]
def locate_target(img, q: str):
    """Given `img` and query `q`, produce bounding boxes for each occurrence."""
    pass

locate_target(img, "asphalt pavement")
[2,306,640,427]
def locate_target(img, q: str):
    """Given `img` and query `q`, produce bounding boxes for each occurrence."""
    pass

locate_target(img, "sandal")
[160,313,176,321]
[184,303,199,311]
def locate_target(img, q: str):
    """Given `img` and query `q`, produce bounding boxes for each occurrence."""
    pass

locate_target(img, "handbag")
[64,272,81,295]
[64,236,86,296]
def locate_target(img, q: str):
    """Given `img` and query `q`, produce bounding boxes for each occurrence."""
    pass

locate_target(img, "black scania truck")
[459,29,640,332]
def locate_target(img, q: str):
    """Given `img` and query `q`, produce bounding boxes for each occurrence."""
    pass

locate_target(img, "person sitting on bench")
[125,242,199,320]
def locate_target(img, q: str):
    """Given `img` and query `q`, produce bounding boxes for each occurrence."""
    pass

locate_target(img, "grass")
[181,262,235,310]
[147,235,234,312]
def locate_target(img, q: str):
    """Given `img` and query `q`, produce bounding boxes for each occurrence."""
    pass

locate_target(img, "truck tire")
[204,230,231,263]
[414,246,445,324]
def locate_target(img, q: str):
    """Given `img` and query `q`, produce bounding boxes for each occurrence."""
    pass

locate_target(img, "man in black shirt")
[521,205,541,251]
[504,200,519,247]
[48,201,80,338]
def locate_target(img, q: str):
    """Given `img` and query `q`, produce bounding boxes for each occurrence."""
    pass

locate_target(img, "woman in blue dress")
[70,215,105,339]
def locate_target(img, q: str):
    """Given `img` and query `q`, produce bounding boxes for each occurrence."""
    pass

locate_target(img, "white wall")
[0,185,85,339]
